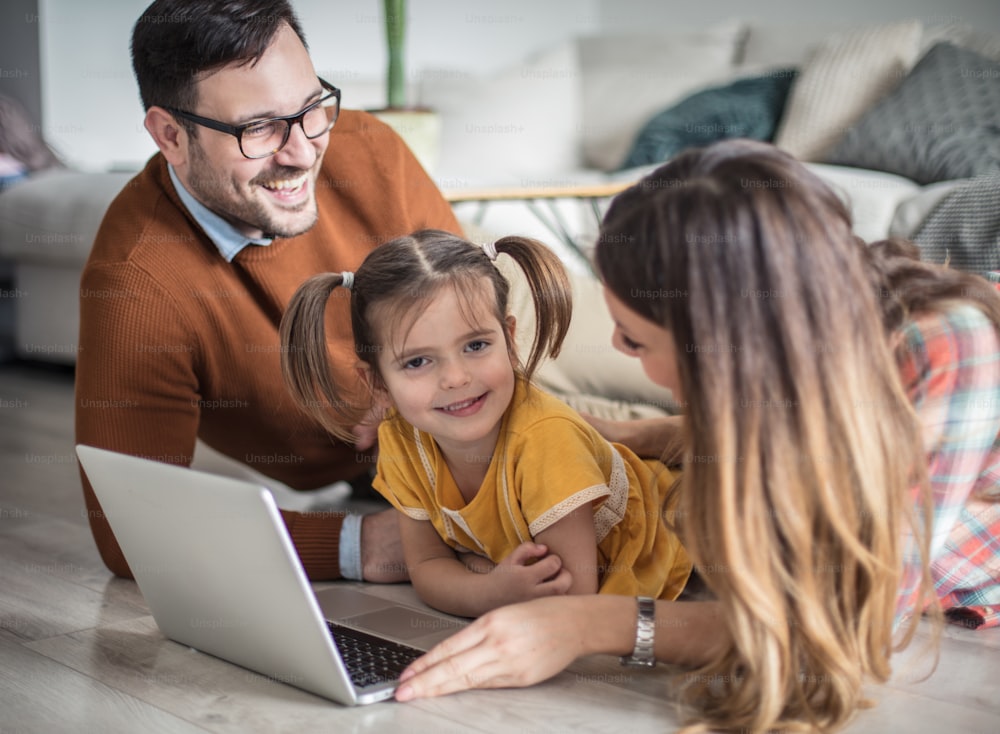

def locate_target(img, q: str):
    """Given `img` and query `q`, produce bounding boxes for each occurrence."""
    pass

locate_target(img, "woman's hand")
[394,595,593,701]
[580,413,685,464]
[394,595,725,701]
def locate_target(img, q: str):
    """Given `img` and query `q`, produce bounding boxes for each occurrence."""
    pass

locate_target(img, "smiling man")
[75,0,461,583]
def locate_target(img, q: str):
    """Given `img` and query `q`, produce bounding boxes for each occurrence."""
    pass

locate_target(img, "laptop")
[75,443,466,705]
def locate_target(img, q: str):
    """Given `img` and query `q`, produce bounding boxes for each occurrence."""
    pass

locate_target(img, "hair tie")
[481,240,499,262]
[340,271,354,290]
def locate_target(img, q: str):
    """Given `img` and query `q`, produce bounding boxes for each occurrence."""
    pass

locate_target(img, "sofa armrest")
[0,169,134,268]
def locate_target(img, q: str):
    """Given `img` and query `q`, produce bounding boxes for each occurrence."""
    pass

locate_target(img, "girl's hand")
[394,595,588,701]
[490,542,572,602]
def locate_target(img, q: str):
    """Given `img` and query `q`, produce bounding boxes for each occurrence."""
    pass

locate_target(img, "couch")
[420,18,1000,271]
[1,18,998,366]
[0,169,133,363]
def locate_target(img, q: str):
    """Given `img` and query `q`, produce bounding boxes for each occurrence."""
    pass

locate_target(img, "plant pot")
[369,108,441,176]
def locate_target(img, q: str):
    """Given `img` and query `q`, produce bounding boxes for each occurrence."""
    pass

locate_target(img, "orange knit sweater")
[75,110,460,579]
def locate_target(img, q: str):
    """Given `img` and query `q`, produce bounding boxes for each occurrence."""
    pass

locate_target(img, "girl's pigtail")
[494,236,573,380]
[279,273,364,443]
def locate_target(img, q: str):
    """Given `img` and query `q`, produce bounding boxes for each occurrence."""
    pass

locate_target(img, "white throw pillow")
[773,20,923,162]
[577,20,746,172]
[804,162,921,243]
[418,42,580,183]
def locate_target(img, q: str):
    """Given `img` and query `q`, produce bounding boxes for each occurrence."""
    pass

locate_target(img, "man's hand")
[352,422,379,452]
[359,509,408,582]
[351,395,390,451]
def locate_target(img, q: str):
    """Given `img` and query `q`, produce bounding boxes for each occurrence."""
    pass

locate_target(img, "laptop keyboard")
[327,622,424,689]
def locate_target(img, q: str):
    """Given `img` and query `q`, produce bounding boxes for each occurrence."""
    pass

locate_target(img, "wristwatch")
[620,596,657,667]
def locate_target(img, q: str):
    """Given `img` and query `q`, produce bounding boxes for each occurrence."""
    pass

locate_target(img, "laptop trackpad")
[342,607,464,641]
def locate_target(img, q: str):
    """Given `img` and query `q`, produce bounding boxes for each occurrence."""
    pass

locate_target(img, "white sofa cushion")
[806,163,921,243]
[773,20,923,162]
[418,42,580,184]
[576,20,746,172]
[739,23,839,69]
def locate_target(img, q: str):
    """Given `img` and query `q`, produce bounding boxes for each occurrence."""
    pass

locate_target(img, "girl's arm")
[532,503,600,595]
[399,514,572,617]
[394,594,729,701]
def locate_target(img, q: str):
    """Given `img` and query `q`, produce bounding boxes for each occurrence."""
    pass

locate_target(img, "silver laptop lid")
[76,443,389,705]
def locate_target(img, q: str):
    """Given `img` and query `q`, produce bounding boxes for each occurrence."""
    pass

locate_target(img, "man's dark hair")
[131,0,308,119]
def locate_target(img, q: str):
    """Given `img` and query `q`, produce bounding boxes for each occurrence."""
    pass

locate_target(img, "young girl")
[280,229,691,617]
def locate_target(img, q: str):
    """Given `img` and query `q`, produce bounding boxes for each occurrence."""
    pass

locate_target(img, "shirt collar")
[167,164,273,262]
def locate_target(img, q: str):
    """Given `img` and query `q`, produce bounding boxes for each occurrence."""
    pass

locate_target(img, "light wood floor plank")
[0,541,147,643]
[851,686,1000,733]
[883,626,1000,716]
[26,617,497,734]
[0,635,211,734]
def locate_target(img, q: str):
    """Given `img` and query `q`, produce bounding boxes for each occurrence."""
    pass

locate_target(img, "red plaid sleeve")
[895,302,1000,629]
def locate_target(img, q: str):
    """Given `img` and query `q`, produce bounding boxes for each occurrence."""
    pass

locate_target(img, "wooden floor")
[1,361,999,733]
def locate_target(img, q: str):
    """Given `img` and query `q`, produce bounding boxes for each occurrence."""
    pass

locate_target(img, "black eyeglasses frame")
[166,78,341,159]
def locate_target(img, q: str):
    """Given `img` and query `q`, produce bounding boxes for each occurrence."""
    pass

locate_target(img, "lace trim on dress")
[414,425,436,490]
[398,506,431,521]
[528,483,613,537]
[593,447,630,542]
[440,506,487,555]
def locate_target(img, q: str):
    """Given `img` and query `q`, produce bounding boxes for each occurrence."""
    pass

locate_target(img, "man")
[76,0,461,582]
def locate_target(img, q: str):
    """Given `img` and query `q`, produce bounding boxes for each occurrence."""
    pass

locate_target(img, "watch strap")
[620,596,656,667]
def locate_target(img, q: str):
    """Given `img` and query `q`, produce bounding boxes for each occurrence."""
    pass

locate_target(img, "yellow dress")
[373,379,691,600]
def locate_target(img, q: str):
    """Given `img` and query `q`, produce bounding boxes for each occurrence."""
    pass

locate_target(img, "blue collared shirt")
[167,164,273,262]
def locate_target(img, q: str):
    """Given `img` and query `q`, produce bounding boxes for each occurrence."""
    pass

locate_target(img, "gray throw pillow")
[827,43,1000,185]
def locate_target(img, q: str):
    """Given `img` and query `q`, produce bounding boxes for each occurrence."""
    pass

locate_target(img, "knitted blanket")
[913,173,1000,282]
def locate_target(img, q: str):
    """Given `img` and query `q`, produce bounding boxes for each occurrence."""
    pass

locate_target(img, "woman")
[392,140,1000,733]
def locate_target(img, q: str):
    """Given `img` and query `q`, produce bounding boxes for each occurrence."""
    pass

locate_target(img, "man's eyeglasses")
[166,79,341,159]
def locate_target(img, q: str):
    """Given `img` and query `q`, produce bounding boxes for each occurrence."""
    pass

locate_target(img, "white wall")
[39,1,146,171]
[38,0,602,171]
[37,0,999,172]
[0,0,43,129]
[598,0,1000,32]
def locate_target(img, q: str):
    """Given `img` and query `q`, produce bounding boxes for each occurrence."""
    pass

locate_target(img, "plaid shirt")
[895,301,1000,629]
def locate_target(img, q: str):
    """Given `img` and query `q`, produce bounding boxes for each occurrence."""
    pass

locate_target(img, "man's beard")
[186,140,319,239]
